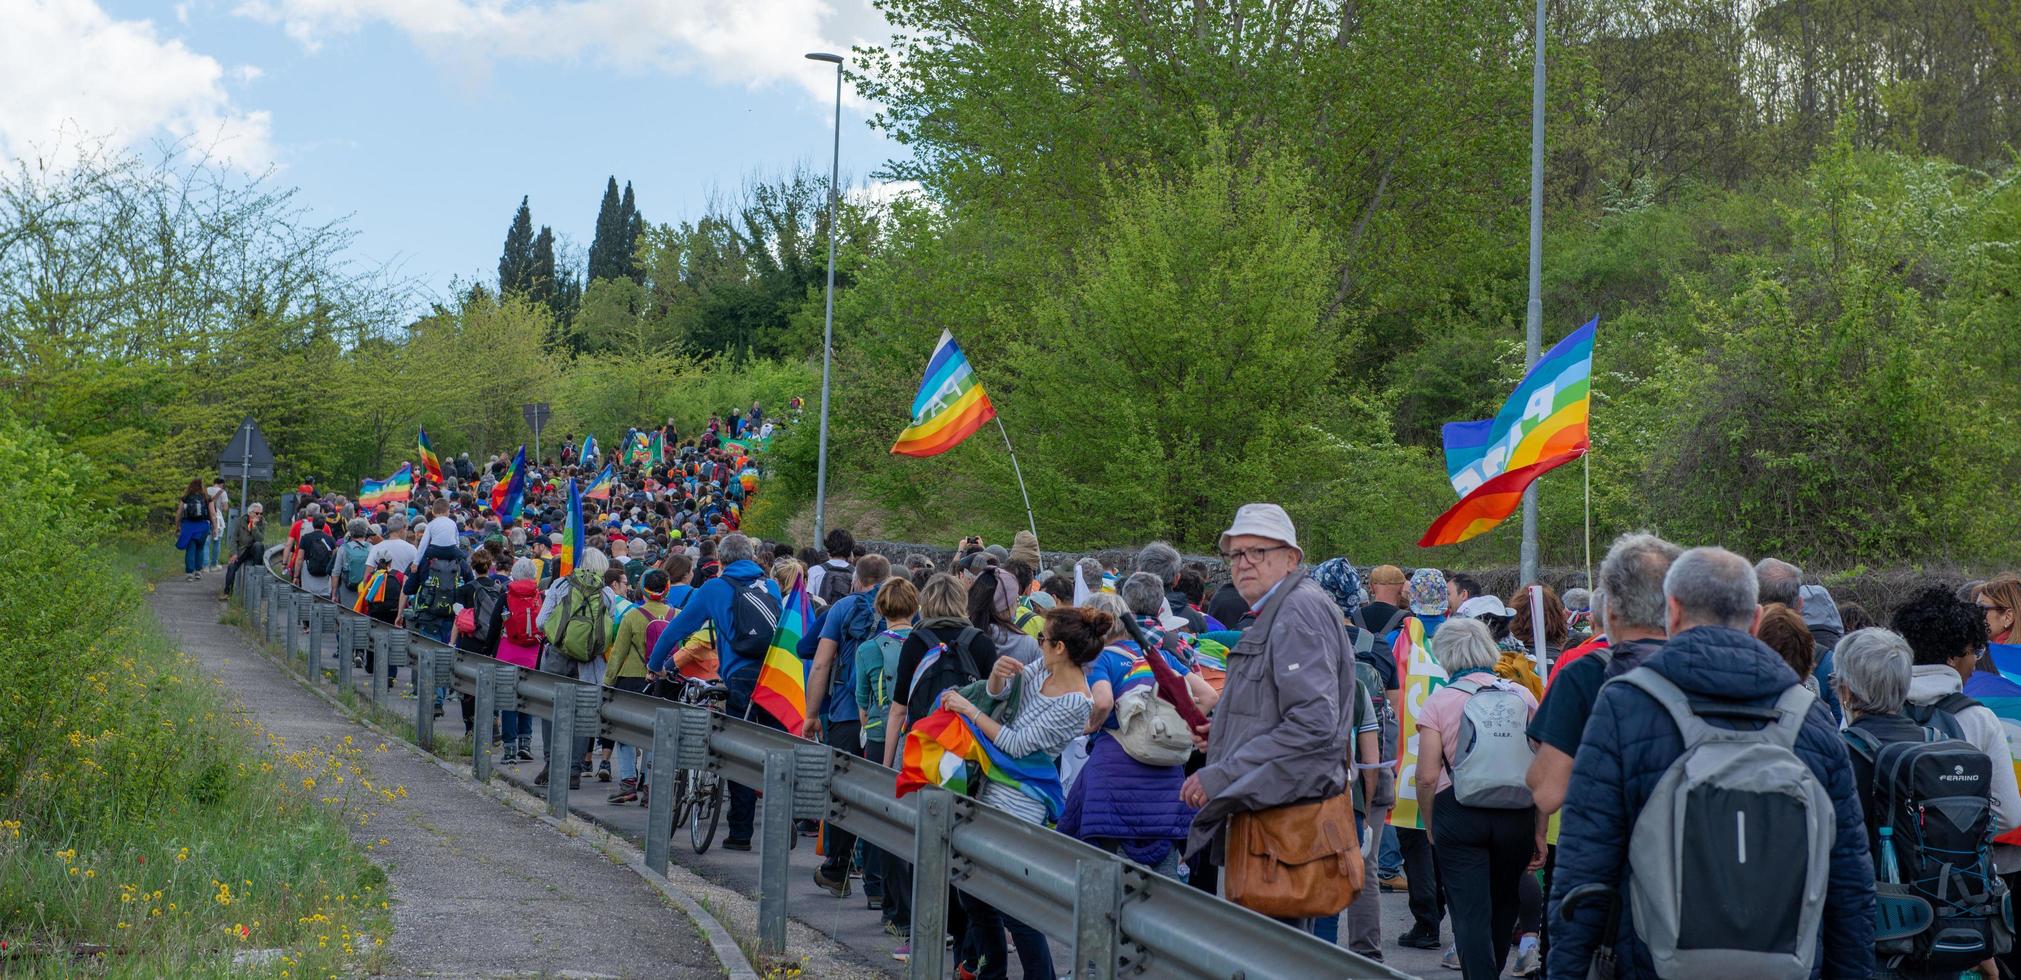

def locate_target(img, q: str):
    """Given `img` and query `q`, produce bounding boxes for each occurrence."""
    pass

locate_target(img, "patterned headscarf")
[1409,567,1450,616]
[1312,557,1364,621]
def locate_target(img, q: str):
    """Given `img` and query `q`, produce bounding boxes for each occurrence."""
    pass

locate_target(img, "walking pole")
[992,417,1041,568]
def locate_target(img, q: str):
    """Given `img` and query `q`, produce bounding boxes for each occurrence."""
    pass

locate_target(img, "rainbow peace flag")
[739,469,759,493]
[354,568,395,613]
[578,433,598,468]
[896,708,1067,821]
[751,575,808,731]
[489,445,527,522]
[1390,616,1449,829]
[583,461,618,501]
[1442,318,1595,496]
[891,330,997,457]
[417,428,443,484]
[1420,318,1595,547]
[559,477,584,578]
[1964,667,2021,846]
[359,464,413,508]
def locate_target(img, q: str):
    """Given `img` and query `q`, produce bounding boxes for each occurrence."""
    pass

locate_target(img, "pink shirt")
[1415,675,1539,794]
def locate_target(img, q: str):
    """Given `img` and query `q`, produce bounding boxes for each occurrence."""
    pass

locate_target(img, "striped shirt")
[980,662,1092,824]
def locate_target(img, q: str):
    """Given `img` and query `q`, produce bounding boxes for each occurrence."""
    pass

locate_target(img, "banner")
[1389,617,1448,830]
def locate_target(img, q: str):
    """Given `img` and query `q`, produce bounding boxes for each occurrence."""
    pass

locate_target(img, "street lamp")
[806,50,843,547]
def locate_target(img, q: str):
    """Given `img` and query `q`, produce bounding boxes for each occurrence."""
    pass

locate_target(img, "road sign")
[522,403,550,461]
[218,416,275,481]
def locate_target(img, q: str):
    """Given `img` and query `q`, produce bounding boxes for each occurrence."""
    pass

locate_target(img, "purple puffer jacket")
[1056,734,1196,866]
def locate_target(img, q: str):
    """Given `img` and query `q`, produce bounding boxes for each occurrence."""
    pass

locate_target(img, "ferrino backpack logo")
[1446,677,1535,809]
[1846,703,2013,973]
[1612,667,1832,979]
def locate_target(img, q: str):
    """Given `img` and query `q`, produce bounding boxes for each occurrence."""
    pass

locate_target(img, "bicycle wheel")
[666,767,693,836]
[689,770,724,854]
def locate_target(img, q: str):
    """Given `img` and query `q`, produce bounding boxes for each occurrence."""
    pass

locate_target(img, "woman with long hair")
[175,478,212,580]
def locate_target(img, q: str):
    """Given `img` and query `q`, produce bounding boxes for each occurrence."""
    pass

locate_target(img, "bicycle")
[659,676,729,853]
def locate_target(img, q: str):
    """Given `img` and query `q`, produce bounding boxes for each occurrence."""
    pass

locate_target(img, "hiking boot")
[514,748,535,763]
[1397,925,1440,950]
[1378,873,1408,893]
[813,865,851,898]
[720,838,752,852]
[597,761,612,782]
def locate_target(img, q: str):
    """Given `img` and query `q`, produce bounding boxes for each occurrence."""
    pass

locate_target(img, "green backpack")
[552,571,612,663]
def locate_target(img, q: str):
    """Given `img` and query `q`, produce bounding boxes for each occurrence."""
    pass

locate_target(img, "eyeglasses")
[1037,633,1055,645]
[1982,603,2010,614]
[1219,544,1291,567]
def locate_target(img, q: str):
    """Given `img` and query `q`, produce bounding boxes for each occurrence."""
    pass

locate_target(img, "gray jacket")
[1186,572,1351,859]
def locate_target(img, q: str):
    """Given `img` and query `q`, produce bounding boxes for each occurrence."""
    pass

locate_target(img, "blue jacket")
[647,559,779,679]
[1546,625,1875,979]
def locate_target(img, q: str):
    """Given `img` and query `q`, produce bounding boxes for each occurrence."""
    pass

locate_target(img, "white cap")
[1457,595,1517,619]
[1218,503,1300,556]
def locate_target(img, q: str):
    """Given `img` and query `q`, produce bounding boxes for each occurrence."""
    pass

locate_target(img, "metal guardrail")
[243,554,1407,979]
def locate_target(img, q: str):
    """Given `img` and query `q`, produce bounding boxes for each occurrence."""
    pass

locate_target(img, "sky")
[1,0,908,305]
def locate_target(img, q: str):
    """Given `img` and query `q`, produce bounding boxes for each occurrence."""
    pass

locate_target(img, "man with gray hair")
[1755,557,1804,609]
[1526,532,1682,815]
[1182,504,1353,929]
[1549,547,1874,977]
[1135,541,1205,632]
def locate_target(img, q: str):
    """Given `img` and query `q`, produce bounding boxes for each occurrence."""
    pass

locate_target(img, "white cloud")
[234,0,889,107]
[0,0,273,170]
[853,178,921,205]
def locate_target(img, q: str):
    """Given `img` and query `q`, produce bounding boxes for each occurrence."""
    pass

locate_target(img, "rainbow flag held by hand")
[417,428,443,484]
[1964,667,2021,846]
[751,575,807,731]
[489,445,527,522]
[559,477,583,578]
[583,461,618,500]
[891,330,996,457]
[359,464,414,508]
[896,709,1067,821]
[1441,318,1595,496]
[1391,616,1449,829]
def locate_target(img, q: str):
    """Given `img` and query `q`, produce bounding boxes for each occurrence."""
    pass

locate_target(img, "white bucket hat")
[1218,503,1301,558]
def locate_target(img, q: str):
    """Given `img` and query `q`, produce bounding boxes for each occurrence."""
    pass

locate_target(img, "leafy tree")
[529,225,556,309]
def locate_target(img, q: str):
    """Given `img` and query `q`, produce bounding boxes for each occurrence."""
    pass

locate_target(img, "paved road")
[239,570,1469,979]
[154,573,726,979]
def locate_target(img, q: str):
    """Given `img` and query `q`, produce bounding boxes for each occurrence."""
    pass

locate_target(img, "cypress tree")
[498,196,535,295]
[530,225,557,309]
[620,181,645,284]
[586,176,622,283]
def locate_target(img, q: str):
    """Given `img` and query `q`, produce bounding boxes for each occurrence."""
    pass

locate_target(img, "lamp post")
[806,50,844,547]
[1519,0,1546,587]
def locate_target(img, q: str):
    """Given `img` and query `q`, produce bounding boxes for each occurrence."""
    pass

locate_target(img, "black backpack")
[300,531,337,578]
[413,561,458,621]
[903,624,985,723]
[1848,697,2012,973]
[467,577,508,645]
[726,578,782,662]
[815,562,854,607]
[182,494,208,523]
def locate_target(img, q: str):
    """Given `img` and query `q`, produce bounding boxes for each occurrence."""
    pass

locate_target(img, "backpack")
[300,531,337,578]
[1845,718,2011,973]
[1350,605,1409,643]
[827,591,882,723]
[904,625,985,723]
[724,578,781,665]
[1614,667,1832,979]
[181,494,208,523]
[340,540,371,587]
[467,577,507,645]
[552,576,612,663]
[1113,680,1194,766]
[362,568,403,622]
[867,628,908,717]
[1352,653,1398,810]
[814,562,853,607]
[504,585,541,646]
[412,560,458,621]
[1445,676,1536,809]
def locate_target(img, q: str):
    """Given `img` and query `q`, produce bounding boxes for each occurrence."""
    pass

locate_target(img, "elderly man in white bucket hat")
[1182,503,1359,928]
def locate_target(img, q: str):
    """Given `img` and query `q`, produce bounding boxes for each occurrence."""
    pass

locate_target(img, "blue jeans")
[411,616,453,706]
[207,530,224,567]
[183,539,205,574]
[501,711,533,752]
[1378,824,1403,878]
[957,888,1053,980]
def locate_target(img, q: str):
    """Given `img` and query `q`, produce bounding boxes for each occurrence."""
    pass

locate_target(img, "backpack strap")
[1841,725,1883,766]
[1379,609,1409,638]
[1906,694,1975,741]
[1349,606,1369,631]
[1613,668,1816,751]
